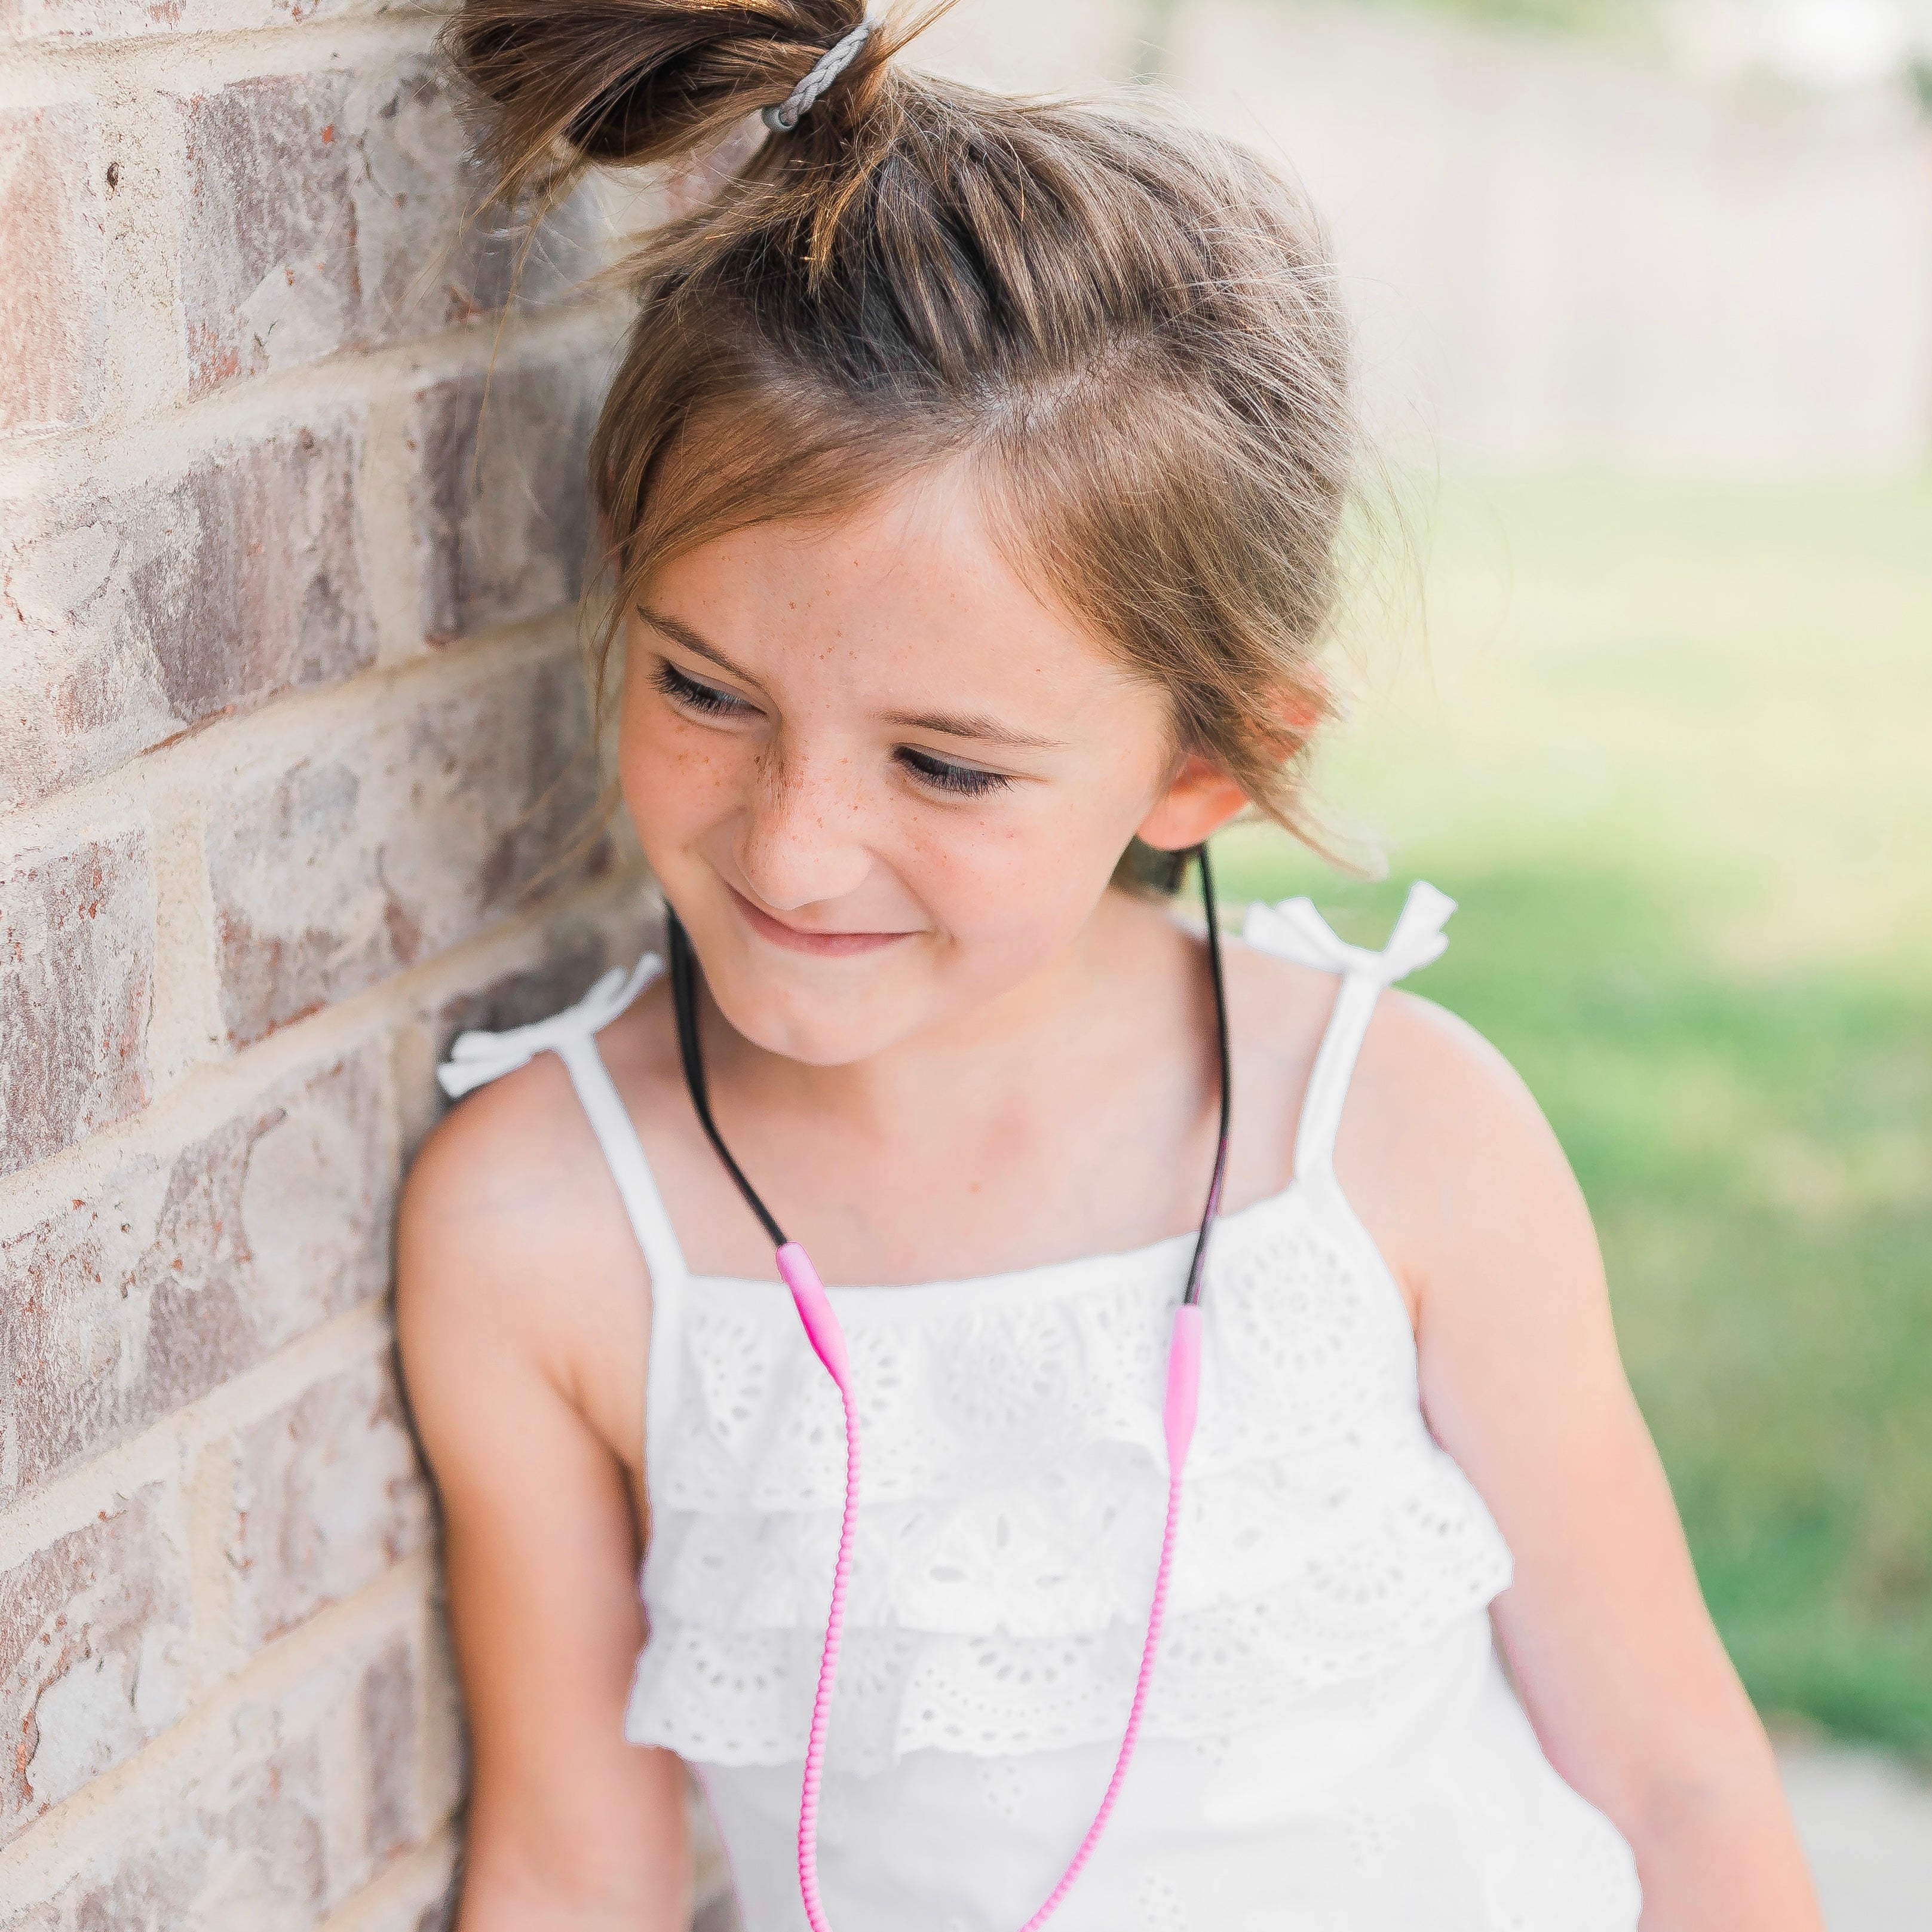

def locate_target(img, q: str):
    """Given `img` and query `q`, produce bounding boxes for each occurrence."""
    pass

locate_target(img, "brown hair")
[446,0,1358,879]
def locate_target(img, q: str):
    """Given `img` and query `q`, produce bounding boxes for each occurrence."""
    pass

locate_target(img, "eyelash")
[894,747,1011,798]
[654,660,752,718]
[654,658,1011,799]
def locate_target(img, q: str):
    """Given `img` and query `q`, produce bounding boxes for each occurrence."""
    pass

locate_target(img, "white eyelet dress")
[439,885,1642,1932]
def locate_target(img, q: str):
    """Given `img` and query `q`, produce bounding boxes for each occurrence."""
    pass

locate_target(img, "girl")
[398,5,1822,1927]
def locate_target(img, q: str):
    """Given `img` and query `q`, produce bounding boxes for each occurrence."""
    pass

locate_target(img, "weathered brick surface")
[78,1736,328,1926]
[346,60,604,348]
[0,106,106,441]
[229,1354,432,1649]
[178,62,602,400]
[0,831,154,1178]
[0,1051,394,1500]
[206,652,603,1046]
[410,356,605,643]
[0,1486,189,1839]
[0,1599,446,1924]
[2,1724,330,1930]
[2,0,363,47]
[413,1885,459,1932]
[179,72,357,397]
[358,1637,416,1867]
[1,418,375,812]
[0,0,633,1908]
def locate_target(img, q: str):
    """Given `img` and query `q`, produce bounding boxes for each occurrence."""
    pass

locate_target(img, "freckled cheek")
[896,793,1123,944]
[618,710,752,861]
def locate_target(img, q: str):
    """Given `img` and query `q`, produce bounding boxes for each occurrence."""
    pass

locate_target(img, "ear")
[1136,753,1250,853]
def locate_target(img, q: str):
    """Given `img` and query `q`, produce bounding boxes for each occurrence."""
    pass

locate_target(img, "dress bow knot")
[437,953,664,1099]
[1240,880,1455,985]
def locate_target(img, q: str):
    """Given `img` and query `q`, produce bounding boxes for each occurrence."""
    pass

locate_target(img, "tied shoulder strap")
[437,953,665,1097]
[1241,881,1456,1181]
[436,952,689,1290]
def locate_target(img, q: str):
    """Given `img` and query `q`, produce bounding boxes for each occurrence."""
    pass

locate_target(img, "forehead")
[643,466,1144,716]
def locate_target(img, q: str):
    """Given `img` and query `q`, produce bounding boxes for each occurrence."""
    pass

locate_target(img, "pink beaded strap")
[780,1235,1203,1932]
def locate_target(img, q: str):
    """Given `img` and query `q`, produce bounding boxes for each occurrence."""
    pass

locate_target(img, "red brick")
[0,830,152,1177]
[176,63,604,400]
[413,1879,459,1932]
[409,356,605,643]
[349,58,602,347]
[206,654,603,1045]
[229,1354,432,1648]
[0,1485,189,1841]
[60,1735,327,1929]
[0,418,375,812]
[359,1637,416,1865]
[179,74,357,397]
[0,106,106,441]
[2,0,360,46]
[0,1050,393,1499]
[0,1621,438,1922]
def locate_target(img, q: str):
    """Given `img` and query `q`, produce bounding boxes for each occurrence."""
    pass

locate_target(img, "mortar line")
[0,614,581,855]
[0,861,650,1222]
[0,1298,395,1564]
[0,1551,440,1894]
[0,8,458,108]
[313,1821,464,1932]
[0,295,631,498]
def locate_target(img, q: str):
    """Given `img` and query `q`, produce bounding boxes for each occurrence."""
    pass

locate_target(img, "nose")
[732,744,873,913]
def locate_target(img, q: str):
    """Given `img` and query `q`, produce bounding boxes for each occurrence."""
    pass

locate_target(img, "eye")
[895,746,1011,798]
[654,659,756,719]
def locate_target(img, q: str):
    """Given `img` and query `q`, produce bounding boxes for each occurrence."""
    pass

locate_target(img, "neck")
[690,886,1195,1148]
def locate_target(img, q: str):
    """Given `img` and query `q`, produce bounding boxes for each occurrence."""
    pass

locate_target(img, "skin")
[398,464,1823,1931]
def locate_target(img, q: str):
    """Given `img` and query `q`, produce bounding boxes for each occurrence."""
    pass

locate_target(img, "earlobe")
[1136,755,1250,853]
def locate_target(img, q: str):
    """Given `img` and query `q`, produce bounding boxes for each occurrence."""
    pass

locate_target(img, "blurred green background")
[1208,473,1932,1757]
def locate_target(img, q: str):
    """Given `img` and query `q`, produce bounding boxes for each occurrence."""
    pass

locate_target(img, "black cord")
[666,847,1233,1299]
[667,910,789,1247]
[1183,842,1233,1307]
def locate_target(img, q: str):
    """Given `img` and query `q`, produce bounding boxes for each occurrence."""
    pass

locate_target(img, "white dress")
[440,885,1643,1932]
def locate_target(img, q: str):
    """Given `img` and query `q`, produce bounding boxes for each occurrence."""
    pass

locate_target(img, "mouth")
[727,885,919,958]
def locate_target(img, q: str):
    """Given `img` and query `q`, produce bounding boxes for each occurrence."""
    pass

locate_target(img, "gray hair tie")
[761,17,875,133]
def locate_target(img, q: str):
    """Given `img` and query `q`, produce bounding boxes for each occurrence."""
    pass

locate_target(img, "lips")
[727,885,917,958]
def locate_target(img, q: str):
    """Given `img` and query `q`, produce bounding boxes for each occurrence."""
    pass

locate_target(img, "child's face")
[618,464,1234,1066]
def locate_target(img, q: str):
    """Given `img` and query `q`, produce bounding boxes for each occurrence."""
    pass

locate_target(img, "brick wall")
[0,1,667,1923]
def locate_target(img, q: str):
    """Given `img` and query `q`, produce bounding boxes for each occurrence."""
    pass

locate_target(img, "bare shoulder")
[1340,986,1599,1318]
[397,1037,653,1466]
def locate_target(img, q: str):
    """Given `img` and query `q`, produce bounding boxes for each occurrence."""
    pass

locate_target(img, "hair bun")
[445,0,889,197]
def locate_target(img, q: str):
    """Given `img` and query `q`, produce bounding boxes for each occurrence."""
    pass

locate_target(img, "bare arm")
[1344,994,1820,1931]
[398,1070,690,1932]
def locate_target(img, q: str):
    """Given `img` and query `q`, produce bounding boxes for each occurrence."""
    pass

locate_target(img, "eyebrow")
[637,607,751,680]
[637,605,1065,752]
[881,706,1062,751]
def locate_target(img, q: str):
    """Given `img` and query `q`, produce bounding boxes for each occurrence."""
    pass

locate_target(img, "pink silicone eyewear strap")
[777,1237,1201,1932]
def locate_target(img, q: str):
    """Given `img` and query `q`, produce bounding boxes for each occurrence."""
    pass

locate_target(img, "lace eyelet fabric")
[628,1186,1518,1775]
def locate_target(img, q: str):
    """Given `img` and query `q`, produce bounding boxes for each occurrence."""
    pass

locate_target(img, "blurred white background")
[921,0,1932,475]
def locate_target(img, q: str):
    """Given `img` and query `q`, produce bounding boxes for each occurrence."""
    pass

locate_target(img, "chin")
[692,941,913,1066]
[717,986,910,1068]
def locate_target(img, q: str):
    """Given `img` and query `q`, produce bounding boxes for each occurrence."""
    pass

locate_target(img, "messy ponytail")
[444,0,1360,874]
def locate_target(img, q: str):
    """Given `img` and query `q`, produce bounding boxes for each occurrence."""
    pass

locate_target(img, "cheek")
[617,687,744,855]
[896,769,1151,952]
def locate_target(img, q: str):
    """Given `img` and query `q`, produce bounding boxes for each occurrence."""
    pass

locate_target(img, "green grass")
[1208,471,1932,1756]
